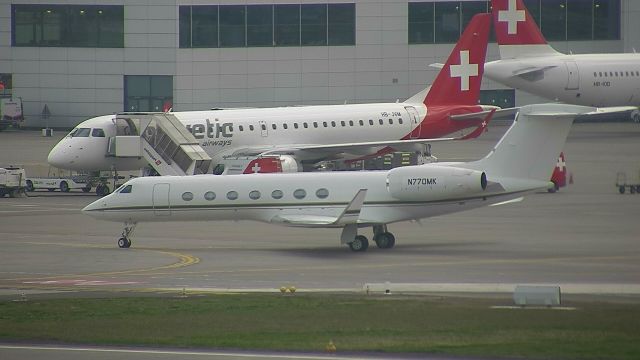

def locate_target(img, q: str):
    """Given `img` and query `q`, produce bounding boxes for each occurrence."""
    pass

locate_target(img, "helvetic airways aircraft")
[48,14,497,173]
[485,0,640,113]
[82,103,593,251]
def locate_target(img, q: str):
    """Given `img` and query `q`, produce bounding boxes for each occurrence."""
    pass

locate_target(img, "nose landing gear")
[118,222,137,248]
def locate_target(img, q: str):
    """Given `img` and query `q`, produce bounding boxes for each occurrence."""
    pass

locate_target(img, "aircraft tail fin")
[466,104,593,182]
[491,0,561,59]
[423,13,491,106]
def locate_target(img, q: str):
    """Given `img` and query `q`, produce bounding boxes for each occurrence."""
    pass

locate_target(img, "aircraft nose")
[47,140,74,169]
[82,198,106,218]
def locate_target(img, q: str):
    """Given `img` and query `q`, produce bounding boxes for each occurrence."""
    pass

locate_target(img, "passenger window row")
[593,71,640,77]
[237,118,403,132]
[181,188,330,202]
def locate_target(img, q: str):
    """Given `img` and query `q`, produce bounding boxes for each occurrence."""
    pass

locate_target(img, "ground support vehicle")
[0,97,24,131]
[26,170,123,196]
[0,166,26,198]
[616,171,640,194]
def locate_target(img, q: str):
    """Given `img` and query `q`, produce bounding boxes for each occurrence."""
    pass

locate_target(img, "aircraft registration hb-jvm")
[48,14,498,176]
[82,103,594,252]
[485,0,640,117]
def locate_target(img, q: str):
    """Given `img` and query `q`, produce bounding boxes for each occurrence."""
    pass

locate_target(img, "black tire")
[47,188,55,192]
[349,235,369,252]
[25,180,34,192]
[82,186,91,193]
[118,237,128,248]
[60,181,70,192]
[374,232,395,249]
[619,186,625,194]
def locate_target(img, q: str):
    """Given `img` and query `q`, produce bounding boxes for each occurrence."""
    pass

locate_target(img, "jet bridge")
[107,113,211,176]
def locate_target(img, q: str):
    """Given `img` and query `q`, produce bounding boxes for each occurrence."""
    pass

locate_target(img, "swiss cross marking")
[251,163,261,173]
[556,156,566,170]
[449,50,478,91]
[498,0,526,35]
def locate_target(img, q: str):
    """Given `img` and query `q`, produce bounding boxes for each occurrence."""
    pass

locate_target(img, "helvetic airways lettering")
[186,119,233,140]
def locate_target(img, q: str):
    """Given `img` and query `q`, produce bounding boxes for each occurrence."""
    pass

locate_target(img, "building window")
[408,2,434,44]
[247,5,273,46]
[328,3,355,45]
[124,75,173,112]
[480,89,515,109]
[594,0,620,40]
[540,0,566,41]
[12,4,124,47]
[434,2,459,43]
[567,0,592,40]
[179,3,355,48]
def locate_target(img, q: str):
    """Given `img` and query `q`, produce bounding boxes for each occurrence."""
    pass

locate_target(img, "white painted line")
[0,344,379,359]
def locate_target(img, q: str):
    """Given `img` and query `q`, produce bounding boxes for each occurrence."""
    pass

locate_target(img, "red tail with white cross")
[425,13,491,107]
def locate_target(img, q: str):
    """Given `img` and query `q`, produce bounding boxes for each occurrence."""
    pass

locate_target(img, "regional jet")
[82,103,594,251]
[485,0,640,118]
[49,14,498,175]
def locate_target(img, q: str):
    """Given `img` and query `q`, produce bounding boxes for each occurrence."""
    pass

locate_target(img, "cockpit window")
[70,128,91,137]
[119,185,132,194]
[92,128,105,137]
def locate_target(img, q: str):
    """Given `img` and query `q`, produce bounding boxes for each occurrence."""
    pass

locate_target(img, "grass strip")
[1,293,639,359]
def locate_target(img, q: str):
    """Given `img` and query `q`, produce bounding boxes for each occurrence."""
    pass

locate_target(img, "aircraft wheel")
[374,232,396,249]
[118,237,131,248]
[619,186,625,194]
[60,181,70,192]
[349,235,369,252]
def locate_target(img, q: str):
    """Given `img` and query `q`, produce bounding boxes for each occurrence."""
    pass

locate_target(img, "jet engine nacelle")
[387,165,487,201]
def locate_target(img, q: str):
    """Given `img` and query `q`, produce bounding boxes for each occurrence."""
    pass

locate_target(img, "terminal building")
[0,0,636,128]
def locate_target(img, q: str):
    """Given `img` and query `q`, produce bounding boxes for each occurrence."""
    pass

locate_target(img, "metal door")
[564,61,580,90]
[405,106,421,139]
[153,183,170,216]
[258,120,268,137]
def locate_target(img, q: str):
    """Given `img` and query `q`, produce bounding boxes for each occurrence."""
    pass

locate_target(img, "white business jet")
[485,0,640,115]
[82,103,593,251]
[49,14,497,175]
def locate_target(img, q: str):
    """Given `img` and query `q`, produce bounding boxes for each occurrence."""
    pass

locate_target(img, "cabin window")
[204,191,216,200]
[239,125,244,131]
[249,125,254,131]
[599,72,602,77]
[294,123,299,129]
[92,128,105,137]
[315,188,329,199]
[272,123,277,130]
[313,122,318,128]
[615,72,619,76]
[593,72,597,77]
[349,120,354,126]
[323,121,328,127]
[249,190,261,200]
[283,123,288,129]
[389,119,393,125]
[636,71,639,76]
[359,120,364,126]
[226,191,238,200]
[293,188,306,199]
[119,185,132,194]
[341,121,346,126]
[304,122,308,128]
[331,121,336,127]
[369,119,374,125]
[261,124,267,130]
[182,192,194,201]
[271,189,283,199]
[379,119,384,125]
[398,118,403,124]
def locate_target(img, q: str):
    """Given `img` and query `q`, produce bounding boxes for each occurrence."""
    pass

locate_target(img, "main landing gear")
[117,222,137,248]
[345,224,396,252]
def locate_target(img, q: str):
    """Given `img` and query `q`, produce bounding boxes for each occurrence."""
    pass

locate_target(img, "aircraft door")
[258,120,268,137]
[564,61,579,90]
[152,183,171,216]
[405,106,421,139]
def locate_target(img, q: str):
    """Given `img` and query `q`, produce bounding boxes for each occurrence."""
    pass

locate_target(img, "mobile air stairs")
[107,113,212,176]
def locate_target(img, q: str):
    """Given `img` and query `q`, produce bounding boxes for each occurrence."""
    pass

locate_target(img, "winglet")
[457,108,496,140]
[335,189,367,225]
[424,13,491,106]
